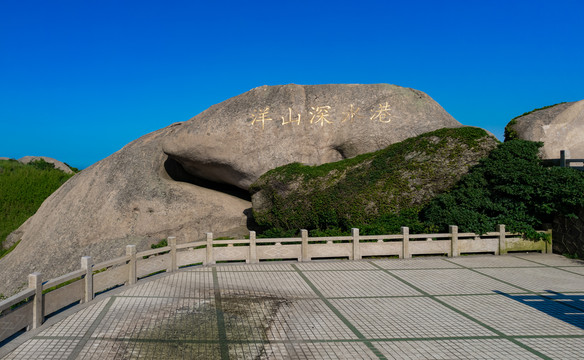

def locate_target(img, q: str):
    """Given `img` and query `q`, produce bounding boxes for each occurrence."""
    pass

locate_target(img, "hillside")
[0,159,76,258]
[250,127,499,236]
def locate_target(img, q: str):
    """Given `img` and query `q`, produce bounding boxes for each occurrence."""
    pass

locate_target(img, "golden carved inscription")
[370,102,391,123]
[281,108,301,126]
[309,106,333,127]
[250,107,273,129]
[342,104,361,123]
[249,102,393,130]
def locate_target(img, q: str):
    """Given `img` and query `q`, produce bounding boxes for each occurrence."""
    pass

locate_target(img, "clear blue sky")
[1,0,583,169]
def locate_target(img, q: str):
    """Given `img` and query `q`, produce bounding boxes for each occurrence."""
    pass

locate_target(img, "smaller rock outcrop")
[18,156,75,173]
[505,100,584,159]
[250,127,499,233]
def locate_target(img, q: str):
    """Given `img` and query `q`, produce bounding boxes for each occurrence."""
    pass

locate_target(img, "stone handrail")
[542,150,584,170]
[0,225,551,344]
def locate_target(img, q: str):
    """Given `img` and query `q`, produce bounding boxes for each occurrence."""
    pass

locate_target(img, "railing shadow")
[495,290,584,330]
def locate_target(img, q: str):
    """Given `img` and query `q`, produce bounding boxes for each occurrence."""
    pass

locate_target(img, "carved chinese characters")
[250,107,273,130]
[249,102,392,130]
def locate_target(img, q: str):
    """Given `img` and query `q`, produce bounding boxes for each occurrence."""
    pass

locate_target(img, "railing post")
[301,229,309,261]
[249,231,257,264]
[560,150,566,167]
[205,233,215,265]
[81,256,93,303]
[402,226,411,259]
[498,224,506,255]
[168,237,177,272]
[546,229,553,254]
[126,245,137,285]
[450,225,459,257]
[352,228,361,260]
[28,272,43,329]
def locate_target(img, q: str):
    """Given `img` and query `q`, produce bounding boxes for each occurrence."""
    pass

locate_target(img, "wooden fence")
[0,224,551,344]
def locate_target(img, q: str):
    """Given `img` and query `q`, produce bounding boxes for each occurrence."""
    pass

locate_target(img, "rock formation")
[0,84,462,296]
[506,100,584,159]
[18,156,75,174]
[250,127,498,232]
[162,84,462,189]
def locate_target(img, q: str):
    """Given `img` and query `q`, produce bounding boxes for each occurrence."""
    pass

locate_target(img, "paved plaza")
[1,253,584,359]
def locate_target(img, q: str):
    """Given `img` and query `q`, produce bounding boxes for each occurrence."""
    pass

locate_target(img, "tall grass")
[0,159,76,257]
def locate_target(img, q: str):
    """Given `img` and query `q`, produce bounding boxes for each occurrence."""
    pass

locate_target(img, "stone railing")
[0,224,551,344]
[543,150,584,171]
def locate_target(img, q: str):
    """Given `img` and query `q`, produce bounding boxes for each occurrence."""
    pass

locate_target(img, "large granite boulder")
[163,84,462,189]
[0,127,251,296]
[506,100,584,159]
[0,84,461,296]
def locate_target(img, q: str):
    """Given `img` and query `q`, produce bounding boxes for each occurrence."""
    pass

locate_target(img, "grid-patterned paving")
[476,267,584,293]
[2,254,584,359]
[389,268,524,295]
[375,339,543,360]
[438,294,584,336]
[446,254,539,268]
[331,296,496,339]
[303,270,422,298]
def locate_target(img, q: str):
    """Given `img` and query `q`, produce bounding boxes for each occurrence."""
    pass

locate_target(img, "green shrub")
[150,238,168,249]
[252,127,495,236]
[421,140,584,239]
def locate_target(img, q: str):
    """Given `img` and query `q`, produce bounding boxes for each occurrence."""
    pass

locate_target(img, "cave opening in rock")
[164,157,251,202]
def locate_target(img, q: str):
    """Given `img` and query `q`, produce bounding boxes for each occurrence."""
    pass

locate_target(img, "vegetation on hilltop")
[0,159,76,258]
[421,140,584,239]
[250,127,499,237]
[251,130,584,240]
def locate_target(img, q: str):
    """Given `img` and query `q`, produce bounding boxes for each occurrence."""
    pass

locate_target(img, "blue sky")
[1,0,583,169]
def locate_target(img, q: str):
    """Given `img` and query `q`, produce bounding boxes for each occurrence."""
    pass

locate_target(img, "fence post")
[498,224,506,255]
[352,228,361,260]
[249,231,257,264]
[205,233,215,265]
[560,150,566,167]
[81,256,93,303]
[402,227,411,259]
[28,272,43,330]
[126,245,137,285]
[301,229,309,261]
[546,229,553,254]
[168,237,177,272]
[450,225,459,257]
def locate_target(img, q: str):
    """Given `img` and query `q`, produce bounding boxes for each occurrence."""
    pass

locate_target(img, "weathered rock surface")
[163,84,462,189]
[0,126,250,296]
[18,156,75,174]
[251,127,499,232]
[506,100,584,159]
[0,83,462,296]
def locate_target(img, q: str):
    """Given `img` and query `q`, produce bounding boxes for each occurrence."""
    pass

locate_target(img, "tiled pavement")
[2,254,584,359]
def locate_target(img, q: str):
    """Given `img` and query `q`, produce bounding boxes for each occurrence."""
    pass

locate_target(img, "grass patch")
[0,159,76,254]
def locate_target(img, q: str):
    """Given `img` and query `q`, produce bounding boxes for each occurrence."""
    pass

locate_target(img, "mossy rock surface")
[250,127,499,233]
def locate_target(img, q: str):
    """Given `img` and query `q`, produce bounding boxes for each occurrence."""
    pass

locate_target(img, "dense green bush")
[252,127,496,236]
[0,159,76,257]
[421,140,584,239]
